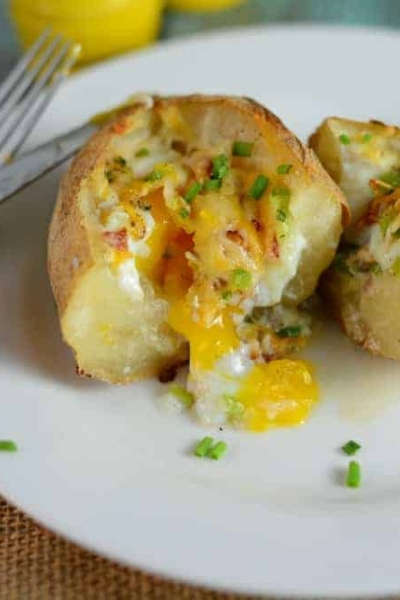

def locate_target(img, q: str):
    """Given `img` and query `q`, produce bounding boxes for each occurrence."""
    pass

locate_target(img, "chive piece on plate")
[146,169,163,182]
[362,133,373,143]
[211,153,230,180]
[341,440,361,456]
[179,208,189,219]
[249,175,269,200]
[346,460,361,488]
[276,163,292,175]
[184,181,202,204]
[232,140,254,157]
[339,134,351,145]
[208,441,228,460]
[0,440,17,452]
[276,208,287,222]
[221,289,233,301]
[231,268,252,291]
[195,437,214,458]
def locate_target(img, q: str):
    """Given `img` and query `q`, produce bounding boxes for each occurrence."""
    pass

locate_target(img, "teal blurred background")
[1,0,400,77]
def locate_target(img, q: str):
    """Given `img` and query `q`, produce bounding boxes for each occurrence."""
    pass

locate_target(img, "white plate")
[2,25,400,599]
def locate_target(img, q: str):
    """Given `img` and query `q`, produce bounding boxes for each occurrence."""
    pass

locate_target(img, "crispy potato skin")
[321,267,400,361]
[48,95,348,382]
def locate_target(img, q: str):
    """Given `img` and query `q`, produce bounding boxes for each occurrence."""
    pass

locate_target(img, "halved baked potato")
[311,117,400,360]
[48,94,347,395]
[310,117,400,239]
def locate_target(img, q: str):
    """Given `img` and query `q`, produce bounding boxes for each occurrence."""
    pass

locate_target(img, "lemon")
[9,0,164,65]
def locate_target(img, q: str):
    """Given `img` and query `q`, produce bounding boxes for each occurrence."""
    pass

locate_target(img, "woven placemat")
[0,496,257,600]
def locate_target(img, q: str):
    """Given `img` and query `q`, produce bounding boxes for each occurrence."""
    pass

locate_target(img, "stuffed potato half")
[311,117,400,360]
[48,95,347,428]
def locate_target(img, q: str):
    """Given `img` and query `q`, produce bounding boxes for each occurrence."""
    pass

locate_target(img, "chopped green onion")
[169,384,194,408]
[146,169,163,182]
[105,170,114,183]
[380,170,400,189]
[194,437,214,458]
[136,148,150,157]
[271,186,291,201]
[203,179,222,192]
[184,181,202,204]
[0,440,17,452]
[221,290,233,301]
[276,325,302,338]
[346,460,361,488]
[339,134,351,145]
[362,133,373,143]
[231,268,252,291]
[224,395,245,421]
[179,208,189,219]
[249,175,269,200]
[207,440,228,460]
[276,163,292,175]
[341,440,361,456]
[276,209,287,222]
[232,140,254,157]
[211,153,230,180]
[114,156,127,167]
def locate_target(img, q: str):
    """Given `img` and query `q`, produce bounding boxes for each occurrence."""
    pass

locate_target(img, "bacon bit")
[103,228,128,251]
[252,218,263,233]
[270,234,280,258]
[112,120,128,135]
[226,229,246,246]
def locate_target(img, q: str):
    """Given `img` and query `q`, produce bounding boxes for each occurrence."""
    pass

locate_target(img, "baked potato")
[310,117,400,239]
[48,94,347,428]
[311,117,400,360]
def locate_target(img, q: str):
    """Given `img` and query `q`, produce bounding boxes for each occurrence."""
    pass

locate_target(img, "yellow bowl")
[168,0,244,10]
[9,0,164,65]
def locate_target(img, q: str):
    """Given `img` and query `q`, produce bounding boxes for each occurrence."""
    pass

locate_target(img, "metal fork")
[0,28,80,165]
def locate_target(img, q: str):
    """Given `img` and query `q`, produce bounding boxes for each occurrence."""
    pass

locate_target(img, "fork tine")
[0,35,62,125]
[0,27,52,105]
[0,40,71,155]
[2,46,80,160]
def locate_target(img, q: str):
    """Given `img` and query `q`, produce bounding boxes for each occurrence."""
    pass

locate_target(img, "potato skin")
[321,267,400,360]
[48,95,348,382]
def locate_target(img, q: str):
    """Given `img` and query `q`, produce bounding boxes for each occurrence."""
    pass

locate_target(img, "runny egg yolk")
[236,360,318,432]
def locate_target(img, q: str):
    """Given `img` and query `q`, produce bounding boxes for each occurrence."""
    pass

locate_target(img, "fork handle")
[0,123,97,206]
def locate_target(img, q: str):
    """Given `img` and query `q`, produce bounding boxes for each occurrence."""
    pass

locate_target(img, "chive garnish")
[276,209,287,222]
[339,134,351,145]
[231,269,252,291]
[362,133,373,143]
[114,156,126,167]
[276,163,292,174]
[211,153,230,180]
[232,141,254,157]
[0,440,17,452]
[204,179,222,191]
[169,384,194,408]
[184,181,202,204]
[146,169,163,182]
[346,460,361,488]
[195,437,214,457]
[271,186,291,200]
[276,325,302,338]
[341,440,361,456]
[249,175,269,200]
[221,290,233,301]
[207,441,228,460]
[179,208,189,219]
[136,148,150,157]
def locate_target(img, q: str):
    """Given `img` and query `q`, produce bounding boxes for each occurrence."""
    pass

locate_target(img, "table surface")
[0,1,400,598]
